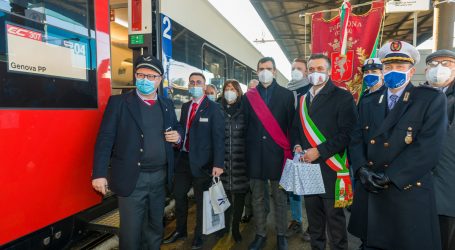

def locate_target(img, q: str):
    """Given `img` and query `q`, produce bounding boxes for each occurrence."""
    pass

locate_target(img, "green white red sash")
[299,94,353,208]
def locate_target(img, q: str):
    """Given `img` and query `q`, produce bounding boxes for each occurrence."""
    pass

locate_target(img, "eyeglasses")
[427,60,455,68]
[135,73,162,80]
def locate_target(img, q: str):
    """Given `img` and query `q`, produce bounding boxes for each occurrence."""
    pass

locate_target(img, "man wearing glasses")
[425,49,455,250]
[163,72,225,249]
[92,54,183,249]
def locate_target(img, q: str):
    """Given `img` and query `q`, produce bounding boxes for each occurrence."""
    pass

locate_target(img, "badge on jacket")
[405,127,413,144]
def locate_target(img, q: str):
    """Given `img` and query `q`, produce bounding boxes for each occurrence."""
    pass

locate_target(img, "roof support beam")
[250,0,293,61]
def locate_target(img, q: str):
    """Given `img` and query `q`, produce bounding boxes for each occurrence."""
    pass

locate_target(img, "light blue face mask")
[207,94,216,101]
[136,78,156,95]
[363,74,381,88]
[384,70,410,89]
[189,86,204,98]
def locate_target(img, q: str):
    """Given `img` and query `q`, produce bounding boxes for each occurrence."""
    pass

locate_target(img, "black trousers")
[225,191,246,234]
[305,195,348,250]
[118,169,166,250]
[440,215,455,250]
[174,152,211,238]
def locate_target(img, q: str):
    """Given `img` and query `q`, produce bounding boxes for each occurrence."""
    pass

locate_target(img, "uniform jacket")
[92,92,183,196]
[179,97,225,177]
[348,86,384,240]
[348,83,447,250]
[433,81,455,218]
[244,80,295,180]
[220,99,249,193]
[291,80,357,199]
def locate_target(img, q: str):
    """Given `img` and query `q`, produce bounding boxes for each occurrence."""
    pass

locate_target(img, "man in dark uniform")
[425,49,455,250]
[92,54,183,249]
[361,58,385,95]
[349,41,447,250]
[163,72,225,249]
[348,58,385,248]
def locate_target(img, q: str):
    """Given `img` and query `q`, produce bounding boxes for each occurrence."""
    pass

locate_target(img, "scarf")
[287,77,310,91]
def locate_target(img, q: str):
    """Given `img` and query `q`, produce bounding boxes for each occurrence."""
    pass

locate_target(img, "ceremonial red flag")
[311,1,384,100]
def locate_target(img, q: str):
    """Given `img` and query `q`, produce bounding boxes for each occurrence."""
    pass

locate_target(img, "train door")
[109,0,160,96]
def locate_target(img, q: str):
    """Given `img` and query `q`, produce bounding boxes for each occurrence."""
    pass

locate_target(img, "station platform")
[88,199,361,250]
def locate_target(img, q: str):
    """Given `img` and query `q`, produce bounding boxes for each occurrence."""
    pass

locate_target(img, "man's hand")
[303,148,320,163]
[164,130,180,143]
[358,167,385,194]
[373,173,391,187]
[294,145,303,153]
[92,178,108,195]
[212,167,224,177]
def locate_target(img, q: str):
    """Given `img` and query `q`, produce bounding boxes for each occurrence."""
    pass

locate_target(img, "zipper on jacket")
[229,119,233,191]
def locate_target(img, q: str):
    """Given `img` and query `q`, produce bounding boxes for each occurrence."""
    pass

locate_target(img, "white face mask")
[427,65,453,87]
[291,69,304,81]
[258,69,274,85]
[224,90,237,103]
[308,72,328,86]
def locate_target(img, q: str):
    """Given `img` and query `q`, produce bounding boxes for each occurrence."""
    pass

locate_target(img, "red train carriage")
[0,0,110,247]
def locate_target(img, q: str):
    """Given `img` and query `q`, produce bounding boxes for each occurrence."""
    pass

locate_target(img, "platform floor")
[163,204,360,250]
[92,198,361,250]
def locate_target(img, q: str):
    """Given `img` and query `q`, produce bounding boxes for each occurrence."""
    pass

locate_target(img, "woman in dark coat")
[219,79,249,243]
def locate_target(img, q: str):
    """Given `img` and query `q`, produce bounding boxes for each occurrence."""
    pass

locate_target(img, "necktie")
[145,99,156,106]
[389,94,398,110]
[184,102,199,151]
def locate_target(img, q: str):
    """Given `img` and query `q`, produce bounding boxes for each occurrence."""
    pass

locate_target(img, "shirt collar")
[136,90,158,105]
[309,84,325,99]
[191,95,206,105]
[387,85,407,100]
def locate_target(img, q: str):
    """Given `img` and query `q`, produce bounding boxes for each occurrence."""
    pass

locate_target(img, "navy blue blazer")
[92,91,183,196]
[179,97,225,177]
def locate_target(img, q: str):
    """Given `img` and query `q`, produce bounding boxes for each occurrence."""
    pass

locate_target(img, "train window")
[0,0,90,36]
[202,44,226,91]
[172,22,202,69]
[167,21,204,107]
[233,61,247,85]
[251,71,258,81]
[0,0,97,108]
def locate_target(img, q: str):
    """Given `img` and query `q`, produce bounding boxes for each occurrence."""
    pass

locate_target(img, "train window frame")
[233,60,247,84]
[201,43,227,92]
[0,0,98,109]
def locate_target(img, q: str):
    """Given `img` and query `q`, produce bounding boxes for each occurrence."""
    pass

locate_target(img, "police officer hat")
[135,54,164,75]
[362,58,383,72]
[426,49,455,64]
[378,40,420,65]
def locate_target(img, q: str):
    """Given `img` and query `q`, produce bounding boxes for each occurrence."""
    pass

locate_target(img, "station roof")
[250,0,434,62]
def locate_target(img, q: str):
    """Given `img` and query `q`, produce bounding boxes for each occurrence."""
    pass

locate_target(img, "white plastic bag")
[279,159,295,192]
[202,190,225,235]
[279,153,301,192]
[279,153,326,195]
[209,177,231,214]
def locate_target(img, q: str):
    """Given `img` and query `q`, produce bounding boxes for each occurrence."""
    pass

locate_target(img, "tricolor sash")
[246,89,292,168]
[299,94,353,208]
